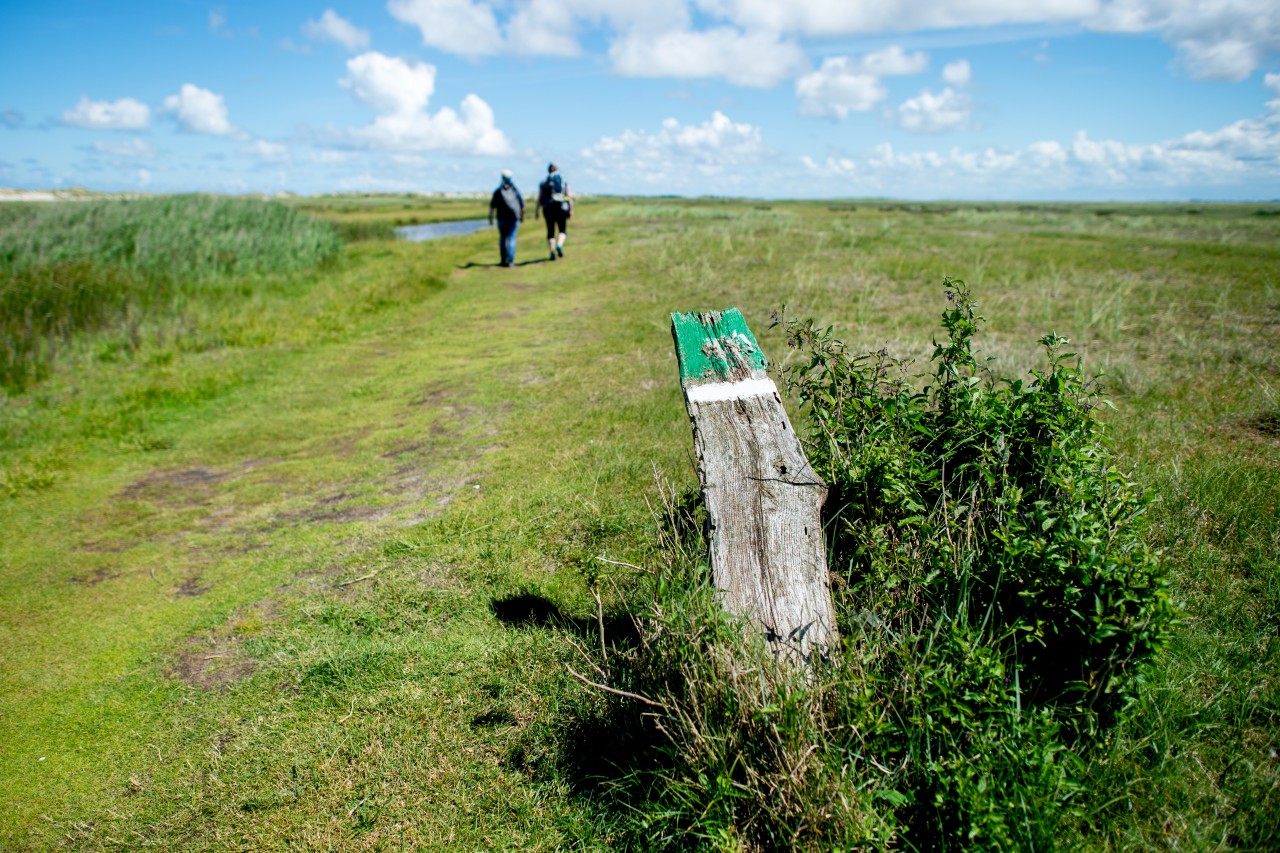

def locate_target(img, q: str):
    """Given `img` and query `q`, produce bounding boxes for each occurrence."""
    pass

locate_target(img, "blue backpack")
[545,174,568,210]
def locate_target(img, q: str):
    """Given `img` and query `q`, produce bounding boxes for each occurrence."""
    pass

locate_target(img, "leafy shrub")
[589,281,1174,850]
[785,280,1173,726]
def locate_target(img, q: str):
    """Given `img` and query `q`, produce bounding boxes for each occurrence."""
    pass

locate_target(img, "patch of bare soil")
[1245,409,1280,437]
[409,381,455,408]
[168,634,255,691]
[69,566,121,586]
[121,466,228,504]
[117,459,275,508]
[174,574,210,598]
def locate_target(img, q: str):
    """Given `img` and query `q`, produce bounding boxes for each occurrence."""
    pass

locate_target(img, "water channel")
[394,219,491,242]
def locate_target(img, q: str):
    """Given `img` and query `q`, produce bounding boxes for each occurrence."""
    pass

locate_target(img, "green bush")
[785,280,1173,726]
[591,281,1175,850]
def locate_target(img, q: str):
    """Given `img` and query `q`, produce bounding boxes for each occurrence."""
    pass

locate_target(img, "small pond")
[394,219,491,242]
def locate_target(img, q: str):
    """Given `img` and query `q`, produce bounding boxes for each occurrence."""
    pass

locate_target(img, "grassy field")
[1,195,1277,849]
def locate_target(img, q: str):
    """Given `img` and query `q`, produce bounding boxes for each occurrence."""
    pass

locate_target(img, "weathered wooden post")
[671,308,837,663]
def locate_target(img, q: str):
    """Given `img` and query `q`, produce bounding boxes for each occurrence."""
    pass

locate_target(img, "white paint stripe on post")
[683,377,778,404]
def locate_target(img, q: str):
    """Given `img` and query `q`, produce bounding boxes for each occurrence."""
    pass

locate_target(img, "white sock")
[556,233,566,249]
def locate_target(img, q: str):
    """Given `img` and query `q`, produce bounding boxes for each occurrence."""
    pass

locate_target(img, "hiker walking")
[488,169,524,267]
[535,163,572,261]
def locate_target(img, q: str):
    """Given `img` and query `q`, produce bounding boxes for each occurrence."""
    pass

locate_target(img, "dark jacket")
[489,179,524,224]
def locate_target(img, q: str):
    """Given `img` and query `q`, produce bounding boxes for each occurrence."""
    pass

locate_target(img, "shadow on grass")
[455,257,553,270]
[488,591,665,803]
[488,591,640,647]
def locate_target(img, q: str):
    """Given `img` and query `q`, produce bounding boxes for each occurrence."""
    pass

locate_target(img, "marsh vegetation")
[0,195,1276,849]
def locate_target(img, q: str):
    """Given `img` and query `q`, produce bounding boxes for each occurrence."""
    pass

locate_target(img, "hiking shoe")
[549,251,557,261]
[556,246,564,258]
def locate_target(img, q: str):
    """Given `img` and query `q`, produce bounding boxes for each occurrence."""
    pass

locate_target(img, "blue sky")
[2,0,1278,200]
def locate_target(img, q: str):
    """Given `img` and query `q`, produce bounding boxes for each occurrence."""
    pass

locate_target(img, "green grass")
[0,196,1277,849]
[0,195,342,388]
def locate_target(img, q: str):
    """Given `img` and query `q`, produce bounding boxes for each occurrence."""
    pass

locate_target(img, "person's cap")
[501,169,512,178]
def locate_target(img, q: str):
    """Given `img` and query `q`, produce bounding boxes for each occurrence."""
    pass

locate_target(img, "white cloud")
[801,98,1280,196]
[795,46,929,118]
[93,138,155,158]
[309,149,360,164]
[303,1,1280,89]
[340,51,512,155]
[303,9,370,51]
[387,0,503,58]
[897,86,974,133]
[137,168,152,188]
[796,59,885,117]
[506,0,582,56]
[342,51,435,114]
[691,0,1098,38]
[581,111,766,188]
[1267,72,1280,111]
[610,27,806,87]
[162,84,239,136]
[942,59,971,87]
[63,96,150,130]
[1086,0,1280,81]
[800,154,857,177]
[855,44,928,76]
[243,140,291,162]
[278,36,312,54]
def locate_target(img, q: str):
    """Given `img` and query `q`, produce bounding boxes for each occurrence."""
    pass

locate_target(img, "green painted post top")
[671,308,768,384]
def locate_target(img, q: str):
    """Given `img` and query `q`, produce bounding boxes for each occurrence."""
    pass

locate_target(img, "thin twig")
[337,572,377,588]
[566,666,666,709]
[594,555,655,574]
[592,586,608,675]
[338,698,357,723]
[563,633,608,679]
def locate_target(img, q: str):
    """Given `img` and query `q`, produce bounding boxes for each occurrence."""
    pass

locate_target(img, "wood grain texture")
[672,309,838,663]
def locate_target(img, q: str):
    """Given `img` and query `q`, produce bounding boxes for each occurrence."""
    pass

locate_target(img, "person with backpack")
[534,163,572,261]
[488,169,524,267]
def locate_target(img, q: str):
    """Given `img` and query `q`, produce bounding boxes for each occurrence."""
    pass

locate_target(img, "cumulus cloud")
[796,46,928,118]
[303,9,370,51]
[1265,71,1280,111]
[387,0,503,58]
[162,84,239,136]
[800,154,857,177]
[855,44,928,76]
[796,60,885,117]
[506,0,582,56]
[580,111,767,189]
[388,1,1279,90]
[340,51,512,155]
[897,87,973,133]
[93,138,155,158]
[802,95,1280,195]
[610,27,806,87]
[1086,0,1280,81]
[942,59,971,87]
[63,96,150,130]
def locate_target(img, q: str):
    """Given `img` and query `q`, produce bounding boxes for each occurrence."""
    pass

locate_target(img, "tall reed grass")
[0,195,342,388]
